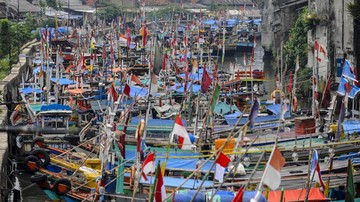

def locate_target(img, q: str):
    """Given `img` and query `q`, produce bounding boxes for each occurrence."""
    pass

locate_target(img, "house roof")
[58,0,95,13]
[7,0,41,13]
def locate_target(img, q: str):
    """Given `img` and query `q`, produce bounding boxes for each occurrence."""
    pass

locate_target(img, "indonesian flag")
[130,74,142,86]
[232,186,244,202]
[311,149,325,189]
[214,152,231,183]
[201,67,212,93]
[320,45,326,55]
[170,115,193,150]
[314,40,320,51]
[126,27,131,47]
[123,84,131,97]
[154,164,166,202]
[107,82,119,101]
[162,53,168,70]
[141,152,155,181]
[262,145,285,190]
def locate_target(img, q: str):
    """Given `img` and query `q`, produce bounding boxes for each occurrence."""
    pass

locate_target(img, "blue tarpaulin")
[40,104,71,111]
[265,104,290,115]
[50,78,75,85]
[173,84,201,93]
[130,117,187,127]
[224,111,242,119]
[203,20,217,25]
[128,85,148,97]
[32,66,46,75]
[124,145,218,173]
[20,87,42,95]
[342,119,360,135]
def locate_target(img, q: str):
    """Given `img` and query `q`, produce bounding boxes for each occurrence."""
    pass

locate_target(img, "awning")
[266,104,290,115]
[20,86,42,95]
[50,78,75,85]
[40,104,71,111]
[214,101,240,115]
[342,119,360,135]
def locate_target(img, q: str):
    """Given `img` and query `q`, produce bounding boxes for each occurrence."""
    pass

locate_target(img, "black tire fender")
[30,174,48,183]
[52,178,72,195]
[31,138,46,149]
[23,155,41,173]
[30,149,50,167]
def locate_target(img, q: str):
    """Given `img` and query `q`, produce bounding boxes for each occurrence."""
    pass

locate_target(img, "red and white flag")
[232,186,244,202]
[262,145,285,190]
[154,164,166,202]
[126,27,131,47]
[141,152,155,181]
[170,115,193,150]
[130,74,142,86]
[215,152,231,183]
[201,67,212,93]
[107,82,119,101]
[123,84,131,97]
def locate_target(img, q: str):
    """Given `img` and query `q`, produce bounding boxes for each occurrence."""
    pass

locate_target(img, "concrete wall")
[307,0,355,80]
[258,0,307,53]
[0,40,37,202]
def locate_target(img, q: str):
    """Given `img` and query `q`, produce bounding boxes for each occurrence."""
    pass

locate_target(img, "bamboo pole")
[162,111,247,202]
[190,120,250,201]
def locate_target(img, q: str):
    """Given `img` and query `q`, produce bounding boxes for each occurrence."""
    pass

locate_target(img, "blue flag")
[248,98,259,127]
[342,60,357,82]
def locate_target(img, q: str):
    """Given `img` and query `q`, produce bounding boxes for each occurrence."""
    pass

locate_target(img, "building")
[0,0,40,19]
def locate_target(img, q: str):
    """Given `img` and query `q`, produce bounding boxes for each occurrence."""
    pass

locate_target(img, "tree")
[0,19,11,60]
[284,8,312,71]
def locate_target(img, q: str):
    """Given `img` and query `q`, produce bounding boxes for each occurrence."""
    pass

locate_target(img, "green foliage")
[0,19,34,70]
[146,5,191,21]
[298,67,312,91]
[0,58,10,80]
[347,1,360,20]
[98,2,123,21]
[0,19,11,59]
[39,18,57,28]
[284,8,312,71]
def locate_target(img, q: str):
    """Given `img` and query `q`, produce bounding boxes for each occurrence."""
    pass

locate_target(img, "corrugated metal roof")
[7,0,41,13]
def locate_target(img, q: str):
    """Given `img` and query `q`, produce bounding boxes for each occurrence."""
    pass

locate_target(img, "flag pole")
[209,136,262,201]
[161,114,177,175]
[251,138,278,202]
[189,116,248,202]
[304,133,313,202]
[161,112,246,202]
[149,160,160,202]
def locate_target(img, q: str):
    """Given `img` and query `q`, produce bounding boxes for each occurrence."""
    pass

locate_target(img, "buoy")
[270,90,285,100]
